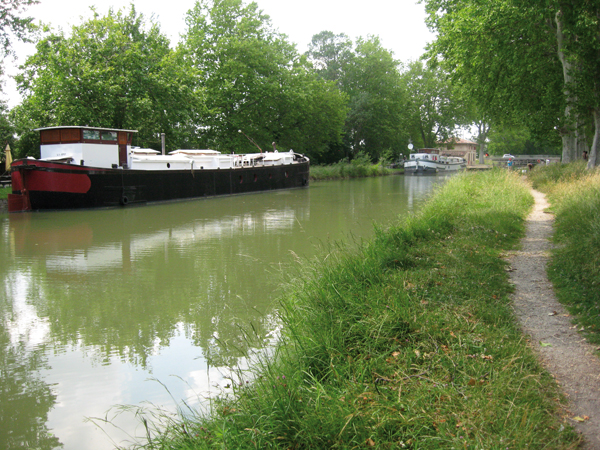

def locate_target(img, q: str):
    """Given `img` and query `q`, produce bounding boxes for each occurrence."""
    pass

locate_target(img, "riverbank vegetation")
[529,162,600,345]
[129,169,579,449]
[310,153,393,180]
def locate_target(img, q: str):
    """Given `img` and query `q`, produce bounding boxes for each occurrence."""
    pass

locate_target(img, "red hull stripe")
[26,171,92,194]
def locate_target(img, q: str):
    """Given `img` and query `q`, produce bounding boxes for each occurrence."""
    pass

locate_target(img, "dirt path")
[507,188,600,449]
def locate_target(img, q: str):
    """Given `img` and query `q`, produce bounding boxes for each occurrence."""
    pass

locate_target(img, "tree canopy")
[11,7,202,157]
[181,0,347,161]
[423,0,600,165]
[5,0,499,165]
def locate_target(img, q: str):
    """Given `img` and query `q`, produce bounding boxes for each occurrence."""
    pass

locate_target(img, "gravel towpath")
[507,188,600,449]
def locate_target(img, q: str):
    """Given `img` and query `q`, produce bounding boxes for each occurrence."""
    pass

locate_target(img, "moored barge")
[8,126,310,212]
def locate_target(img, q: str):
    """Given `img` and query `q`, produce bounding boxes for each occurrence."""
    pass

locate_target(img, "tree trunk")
[476,121,490,164]
[556,9,577,163]
[588,108,599,168]
[577,125,589,159]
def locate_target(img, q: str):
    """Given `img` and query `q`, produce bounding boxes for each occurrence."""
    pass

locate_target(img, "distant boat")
[8,126,310,212]
[404,149,466,175]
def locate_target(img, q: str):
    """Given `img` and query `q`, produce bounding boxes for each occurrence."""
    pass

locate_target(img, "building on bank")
[437,138,478,165]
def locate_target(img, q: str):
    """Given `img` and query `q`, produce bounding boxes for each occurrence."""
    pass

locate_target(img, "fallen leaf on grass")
[366,438,375,446]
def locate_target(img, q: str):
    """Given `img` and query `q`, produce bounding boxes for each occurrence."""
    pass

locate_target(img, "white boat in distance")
[404,149,466,175]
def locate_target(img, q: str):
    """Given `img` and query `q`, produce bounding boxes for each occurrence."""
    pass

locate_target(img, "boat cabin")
[410,153,440,162]
[36,126,137,169]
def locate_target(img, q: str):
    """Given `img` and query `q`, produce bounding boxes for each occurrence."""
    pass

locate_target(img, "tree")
[424,0,565,157]
[0,0,38,160]
[340,37,409,161]
[12,6,202,158]
[306,31,353,85]
[555,0,600,167]
[487,124,560,156]
[400,61,466,149]
[0,0,38,59]
[308,34,412,162]
[182,0,347,162]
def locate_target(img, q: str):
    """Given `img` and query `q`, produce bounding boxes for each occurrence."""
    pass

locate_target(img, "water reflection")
[0,175,449,449]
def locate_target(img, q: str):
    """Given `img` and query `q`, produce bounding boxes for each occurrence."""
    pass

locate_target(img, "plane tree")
[181,0,347,162]
[424,0,565,158]
[400,60,468,150]
[0,0,38,156]
[424,0,600,166]
[306,33,410,162]
[11,6,203,158]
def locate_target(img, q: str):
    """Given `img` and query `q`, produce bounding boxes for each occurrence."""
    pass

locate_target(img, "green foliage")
[182,0,347,161]
[529,162,600,343]
[128,170,580,449]
[488,124,561,156]
[424,0,565,145]
[341,37,409,161]
[307,34,416,163]
[401,61,468,149]
[310,154,390,180]
[306,31,353,85]
[12,6,203,155]
[0,0,38,59]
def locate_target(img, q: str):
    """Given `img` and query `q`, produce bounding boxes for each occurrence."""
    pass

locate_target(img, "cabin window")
[101,131,118,141]
[83,130,101,140]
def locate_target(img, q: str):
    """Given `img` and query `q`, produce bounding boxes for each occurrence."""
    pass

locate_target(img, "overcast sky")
[5,0,435,106]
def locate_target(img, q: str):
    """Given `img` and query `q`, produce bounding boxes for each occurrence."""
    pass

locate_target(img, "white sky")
[5,0,435,107]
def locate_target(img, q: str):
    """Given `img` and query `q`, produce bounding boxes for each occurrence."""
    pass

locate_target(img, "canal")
[0,174,450,450]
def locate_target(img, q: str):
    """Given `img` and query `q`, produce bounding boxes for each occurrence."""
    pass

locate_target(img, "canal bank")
[133,169,584,449]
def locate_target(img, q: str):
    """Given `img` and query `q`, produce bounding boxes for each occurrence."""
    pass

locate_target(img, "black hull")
[14,162,310,211]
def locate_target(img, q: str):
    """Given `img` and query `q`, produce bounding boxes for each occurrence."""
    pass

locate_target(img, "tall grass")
[128,169,579,449]
[310,154,392,181]
[529,162,600,345]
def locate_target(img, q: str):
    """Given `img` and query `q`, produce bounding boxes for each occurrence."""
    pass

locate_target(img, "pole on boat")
[161,133,165,155]
[238,130,263,153]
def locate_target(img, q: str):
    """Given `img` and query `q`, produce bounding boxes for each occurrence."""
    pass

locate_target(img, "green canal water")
[0,174,450,450]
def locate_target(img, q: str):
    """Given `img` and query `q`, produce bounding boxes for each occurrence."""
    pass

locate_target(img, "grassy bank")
[310,155,393,181]
[0,187,8,201]
[529,161,600,346]
[131,169,579,449]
